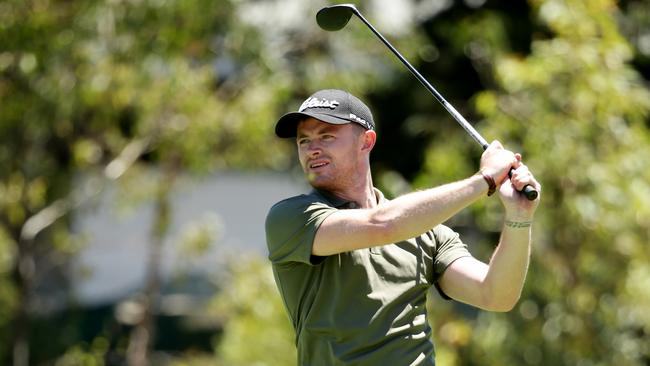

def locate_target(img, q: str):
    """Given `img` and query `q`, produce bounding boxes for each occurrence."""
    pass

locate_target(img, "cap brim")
[274,111,352,138]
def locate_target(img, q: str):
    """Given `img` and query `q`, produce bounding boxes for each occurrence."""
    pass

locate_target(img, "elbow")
[489,301,517,313]
[367,211,400,245]
[483,291,521,312]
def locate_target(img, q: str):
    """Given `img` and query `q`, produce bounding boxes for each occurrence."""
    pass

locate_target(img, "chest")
[340,236,435,288]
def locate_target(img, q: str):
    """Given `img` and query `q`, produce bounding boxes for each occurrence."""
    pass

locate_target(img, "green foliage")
[1,0,649,365]
[421,0,650,365]
[0,226,17,352]
[176,212,222,258]
[54,337,110,366]
[210,255,296,366]
[0,0,310,362]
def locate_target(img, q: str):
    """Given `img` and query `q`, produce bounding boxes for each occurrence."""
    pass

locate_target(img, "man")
[265,89,541,365]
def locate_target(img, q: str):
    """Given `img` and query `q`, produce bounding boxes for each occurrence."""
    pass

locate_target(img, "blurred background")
[1,0,649,365]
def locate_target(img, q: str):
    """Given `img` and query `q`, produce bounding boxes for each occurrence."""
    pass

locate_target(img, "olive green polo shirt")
[265,188,471,366]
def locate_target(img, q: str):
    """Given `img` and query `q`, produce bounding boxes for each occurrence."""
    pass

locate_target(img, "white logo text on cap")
[299,97,340,112]
[349,113,369,128]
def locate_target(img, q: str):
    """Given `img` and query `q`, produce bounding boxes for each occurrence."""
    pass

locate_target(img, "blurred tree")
[2,0,649,365]
[618,0,650,80]
[0,0,294,364]
[210,255,296,366]
[414,0,650,365]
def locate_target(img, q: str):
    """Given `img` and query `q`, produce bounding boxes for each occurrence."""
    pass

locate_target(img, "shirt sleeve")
[431,224,472,300]
[265,196,337,265]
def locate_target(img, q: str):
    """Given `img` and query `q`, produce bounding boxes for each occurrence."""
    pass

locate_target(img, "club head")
[316,4,357,31]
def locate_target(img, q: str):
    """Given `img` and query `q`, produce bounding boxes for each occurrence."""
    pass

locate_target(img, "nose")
[306,140,322,158]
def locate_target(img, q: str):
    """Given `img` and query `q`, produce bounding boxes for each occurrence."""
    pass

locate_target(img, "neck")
[326,168,377,209]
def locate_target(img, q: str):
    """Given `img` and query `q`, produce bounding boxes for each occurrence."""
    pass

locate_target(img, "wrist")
[504,210,535,221]
[504,219,533,229]
[504,213,535,222]
[476,170,496,197]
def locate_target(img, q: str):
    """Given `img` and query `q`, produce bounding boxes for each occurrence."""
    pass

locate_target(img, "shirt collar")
[312,188,386,209]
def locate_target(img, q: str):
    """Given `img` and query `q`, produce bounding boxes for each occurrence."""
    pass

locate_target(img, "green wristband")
[504,220,533,229]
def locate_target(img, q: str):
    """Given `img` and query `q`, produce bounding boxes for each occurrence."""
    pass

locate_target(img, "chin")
[307,174,337,191]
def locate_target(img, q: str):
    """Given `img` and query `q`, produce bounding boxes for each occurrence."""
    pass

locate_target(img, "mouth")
[308,161,330,170]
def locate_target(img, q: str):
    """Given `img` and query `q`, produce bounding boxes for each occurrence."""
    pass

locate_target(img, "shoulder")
[265,192,338,264]
[269,193,322,211]
[267,193,329,219]
[265,192,335,232]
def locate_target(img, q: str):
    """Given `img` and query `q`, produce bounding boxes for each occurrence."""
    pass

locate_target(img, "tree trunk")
[126,164,176,366]
[11,238,34,366]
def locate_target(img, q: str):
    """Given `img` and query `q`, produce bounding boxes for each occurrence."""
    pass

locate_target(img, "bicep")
[312,209,392,256]
[438,256,491,309]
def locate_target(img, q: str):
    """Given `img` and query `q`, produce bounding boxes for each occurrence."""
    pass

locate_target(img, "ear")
[361,130,376,152]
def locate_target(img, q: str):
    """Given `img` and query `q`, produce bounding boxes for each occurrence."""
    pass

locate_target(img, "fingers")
[512,153,522,169]
[485,140,504,153]
[509,163,541,193]
[484,143,541,204]
[481,141,518,182]
[487,141,522,167]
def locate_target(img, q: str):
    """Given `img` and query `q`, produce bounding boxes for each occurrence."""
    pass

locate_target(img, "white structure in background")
[73,171,308,306]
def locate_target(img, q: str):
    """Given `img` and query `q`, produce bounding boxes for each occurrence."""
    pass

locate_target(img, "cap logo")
[299,97,340,112]
[350,113,370,129]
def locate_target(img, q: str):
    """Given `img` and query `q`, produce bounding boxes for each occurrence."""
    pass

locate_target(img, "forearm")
[313,173,491,256]
[371,174,487,244]
[437,148,540,311]
[482,221,532,311]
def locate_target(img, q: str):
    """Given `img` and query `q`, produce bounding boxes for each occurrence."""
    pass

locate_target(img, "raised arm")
[312,141,520,257]
[312,174,488,256]
[438,148,541,311]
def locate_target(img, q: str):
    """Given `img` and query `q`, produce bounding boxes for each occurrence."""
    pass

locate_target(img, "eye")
[297,138,310,146]
[322,134,335,141]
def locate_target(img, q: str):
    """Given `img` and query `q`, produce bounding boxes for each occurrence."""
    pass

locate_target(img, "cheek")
[296,145,306,159]
[297,152,307,168]
[341,139,362,160]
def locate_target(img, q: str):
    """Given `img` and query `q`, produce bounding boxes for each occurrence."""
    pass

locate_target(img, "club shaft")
[352,9,489,149]
[349,8,538,200]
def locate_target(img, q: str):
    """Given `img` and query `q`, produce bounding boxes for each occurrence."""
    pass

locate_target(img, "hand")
[498,161,541,220]
[479,140,517,185]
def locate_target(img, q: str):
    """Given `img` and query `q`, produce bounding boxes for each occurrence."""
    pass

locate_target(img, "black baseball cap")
[275,89,375,138]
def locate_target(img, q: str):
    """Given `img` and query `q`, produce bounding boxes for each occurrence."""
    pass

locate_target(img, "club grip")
[522,184,538,201]
[508,168,538,201]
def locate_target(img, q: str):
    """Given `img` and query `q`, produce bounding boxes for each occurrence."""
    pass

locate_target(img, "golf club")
[317,3,538,201]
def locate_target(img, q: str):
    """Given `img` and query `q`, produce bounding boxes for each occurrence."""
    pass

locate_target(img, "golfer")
[265,89,541,365]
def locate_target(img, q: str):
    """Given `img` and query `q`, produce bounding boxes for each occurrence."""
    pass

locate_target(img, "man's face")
[296,117,365,191]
